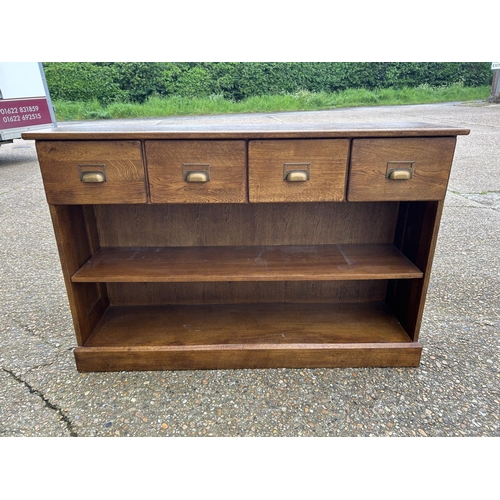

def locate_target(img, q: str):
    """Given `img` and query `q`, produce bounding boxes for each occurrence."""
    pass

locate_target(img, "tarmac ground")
[0,101,499,441]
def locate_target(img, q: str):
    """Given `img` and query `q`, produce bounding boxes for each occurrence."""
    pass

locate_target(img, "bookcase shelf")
[75,302,421,371]
[71,244,423,283]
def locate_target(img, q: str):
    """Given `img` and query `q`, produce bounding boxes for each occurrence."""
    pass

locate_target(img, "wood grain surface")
[72,244,422,282]
[105,280,389,306]
[74,302,422,370]
[348,137,457,201]
[146,140,247,203]
[248,139,349,202]
[85,302,413,347]
[74,343,422,371]
[36,141,147,204]
[94,202,399,247]
[23,121,470,141]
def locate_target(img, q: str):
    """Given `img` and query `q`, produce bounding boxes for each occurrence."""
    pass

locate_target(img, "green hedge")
[43,63,125,104]
[43,62,493,104]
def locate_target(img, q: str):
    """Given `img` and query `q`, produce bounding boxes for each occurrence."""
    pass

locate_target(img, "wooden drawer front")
[36,141,146,204]
[248,139,349,202]
[348,137,456,201]
[146,140,247,203]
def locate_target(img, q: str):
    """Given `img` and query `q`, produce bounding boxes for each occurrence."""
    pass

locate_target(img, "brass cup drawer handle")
[283,162,311,182]
[386,161,414,180]
[183,163,210,183]
[79,164,106,183]
[388,168,412,180]
[285,171,309,182]
[81,171,106,183]
[186,171,209,183]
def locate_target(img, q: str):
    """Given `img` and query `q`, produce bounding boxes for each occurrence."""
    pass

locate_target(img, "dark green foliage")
[43,62,493,104]
[380,62,492,88]
[168,65,214,97]
[106,62,168,103]
[42,63,125,104]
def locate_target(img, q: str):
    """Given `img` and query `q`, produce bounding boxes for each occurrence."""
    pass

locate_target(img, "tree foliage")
[43,62,492,103]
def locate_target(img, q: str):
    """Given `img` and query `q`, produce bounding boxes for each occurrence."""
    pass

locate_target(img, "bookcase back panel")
[95,202,400,247]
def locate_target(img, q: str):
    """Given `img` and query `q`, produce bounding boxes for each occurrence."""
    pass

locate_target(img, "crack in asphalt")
[3,313,67,350]
[2,367,78,437]
[448,191,500,213]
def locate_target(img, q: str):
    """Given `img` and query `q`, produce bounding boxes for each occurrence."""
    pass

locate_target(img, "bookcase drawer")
[248,139,349,202]
[36,141,146,204]
[347,137,457,201]
[146,140,247,203]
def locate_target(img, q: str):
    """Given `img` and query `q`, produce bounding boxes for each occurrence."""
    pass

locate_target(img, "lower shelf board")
[75,302,422,371]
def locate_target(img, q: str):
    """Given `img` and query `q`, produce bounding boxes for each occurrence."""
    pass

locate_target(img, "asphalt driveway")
[0,101,498,438]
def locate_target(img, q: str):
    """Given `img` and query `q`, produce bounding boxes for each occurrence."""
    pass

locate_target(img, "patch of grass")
[52,84,491,121]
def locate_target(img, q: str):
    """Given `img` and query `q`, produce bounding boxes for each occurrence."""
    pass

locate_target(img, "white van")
[0,62,56,145]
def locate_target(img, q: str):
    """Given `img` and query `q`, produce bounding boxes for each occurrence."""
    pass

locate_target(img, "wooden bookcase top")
[23,121,470,140]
